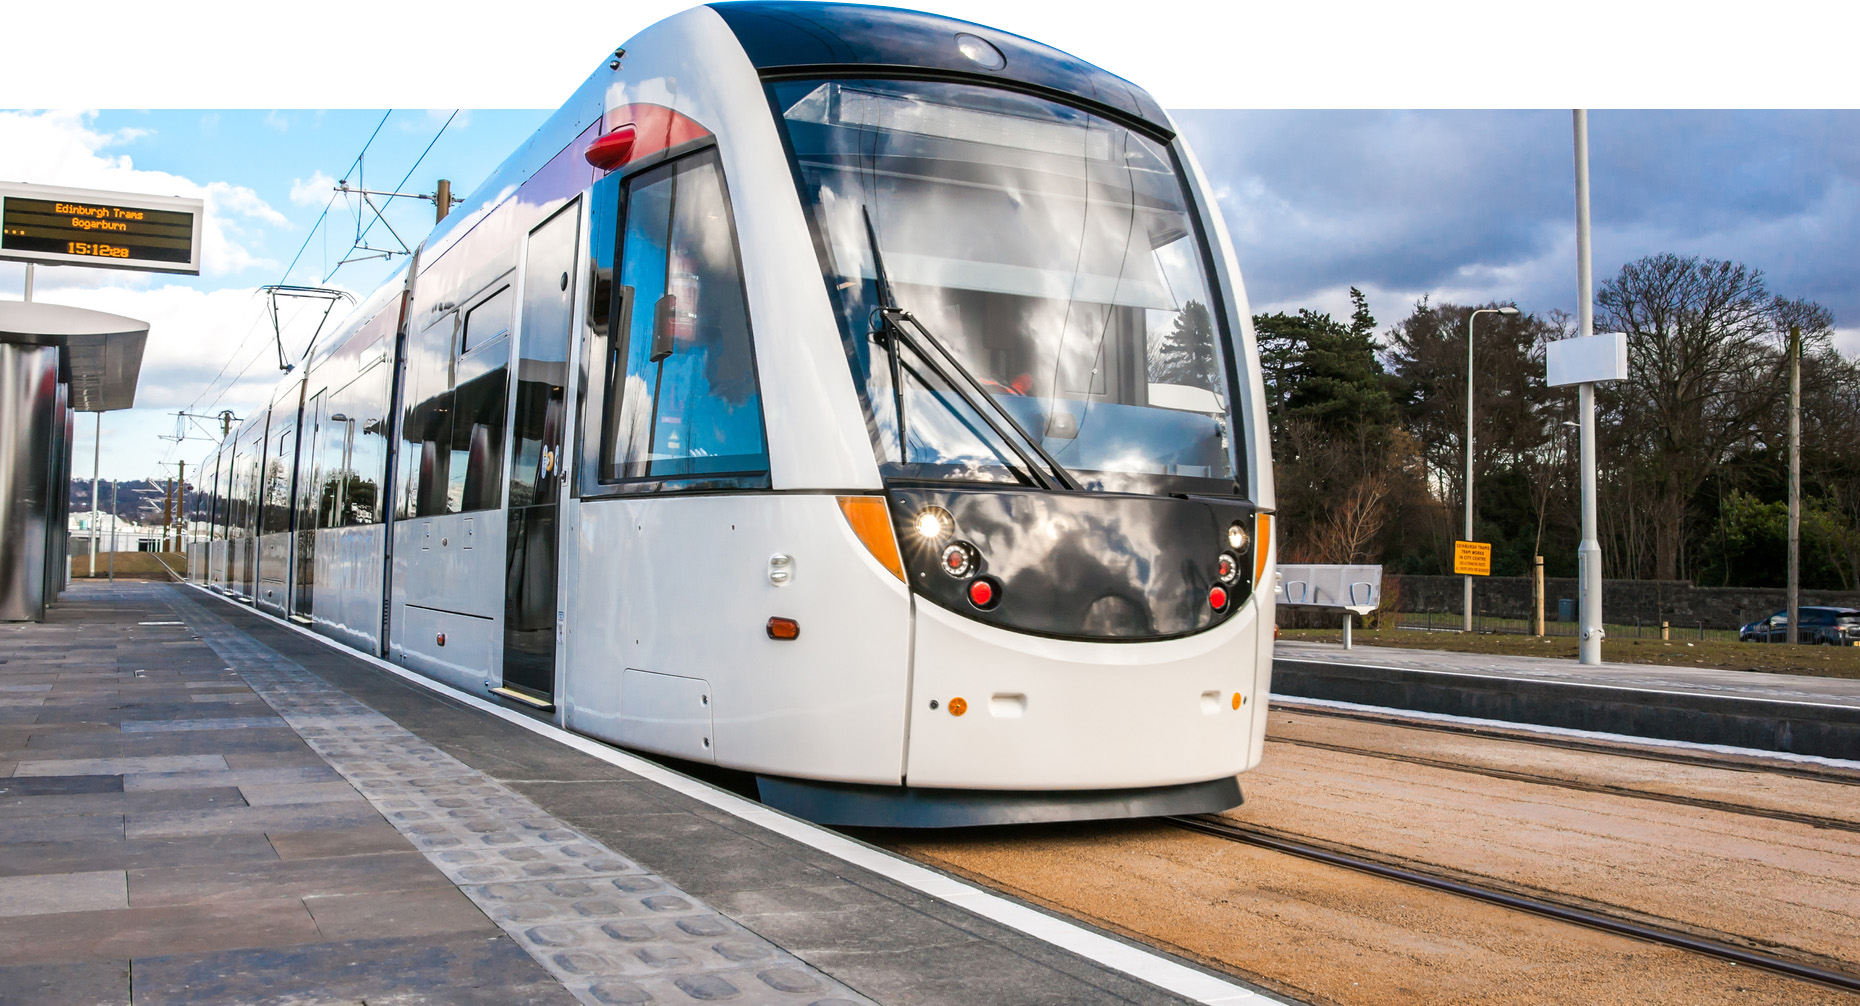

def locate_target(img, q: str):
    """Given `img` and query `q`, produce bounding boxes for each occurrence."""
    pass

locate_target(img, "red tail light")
[968,578,998,609]
[1209,585,1229,611]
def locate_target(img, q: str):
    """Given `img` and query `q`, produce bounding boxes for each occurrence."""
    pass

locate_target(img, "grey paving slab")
[238,780,367,807]
[0,785,245,820]
[0,834,280,878]
[266,822,412,861]
[0,897,322,967]
[128,850,452,907]
[128,933,577,1006]
[118,715,288,733]
[125,801,386,839]
[0,814,122,843]
[0,773,122,796]
[186,692,263,704]
[304,886,501,941]
[11,754,227,777]
[122,764,339,792]
[0,869,127,917]
[0,960,131,1006]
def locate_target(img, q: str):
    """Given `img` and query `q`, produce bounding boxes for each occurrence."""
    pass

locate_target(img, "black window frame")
[576,143,773,501]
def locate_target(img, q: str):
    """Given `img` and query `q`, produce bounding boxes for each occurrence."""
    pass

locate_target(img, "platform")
[1273,641,1860,760]
[0,581,1282,1006]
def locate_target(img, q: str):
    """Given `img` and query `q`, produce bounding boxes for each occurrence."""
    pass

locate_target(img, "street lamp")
[1464,305,1521,631]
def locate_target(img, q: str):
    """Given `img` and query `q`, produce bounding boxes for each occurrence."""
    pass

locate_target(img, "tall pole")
[435,179,452,223]
[178,460,186,556]
[1466,312,1476,632]
[22,263,33,301]
[1574,110,1604,666]
[90,413,100,577]
[1462,306,1516,631]
[1787,325,1801,645]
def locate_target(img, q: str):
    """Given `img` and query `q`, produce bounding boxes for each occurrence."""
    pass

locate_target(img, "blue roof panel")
[707,2,1172,135]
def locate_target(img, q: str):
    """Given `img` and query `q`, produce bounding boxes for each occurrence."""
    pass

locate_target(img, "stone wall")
[1382,574,1860,629]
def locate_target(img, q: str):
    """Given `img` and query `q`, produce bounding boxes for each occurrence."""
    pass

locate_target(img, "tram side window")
[335,362,390,525]
[260,419,296,536]
[599,151,766,482]
[453,287,511,512]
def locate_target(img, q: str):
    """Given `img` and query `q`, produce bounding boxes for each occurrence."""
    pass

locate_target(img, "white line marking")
[186,584,1268,1006]
[1271,693,1860,771]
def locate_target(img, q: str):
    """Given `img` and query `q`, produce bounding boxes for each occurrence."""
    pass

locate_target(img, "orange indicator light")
[836,496,906,582]
[1232,692,1243,710]
[766,617,800,641]
[1254,513,1273,582]
[948,697,968,716]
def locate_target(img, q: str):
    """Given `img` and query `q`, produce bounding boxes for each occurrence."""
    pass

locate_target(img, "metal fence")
[1389,610,1743,643]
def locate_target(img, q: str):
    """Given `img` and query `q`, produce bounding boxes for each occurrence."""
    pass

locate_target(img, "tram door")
[291,392,325,623]
[501,200,580,702]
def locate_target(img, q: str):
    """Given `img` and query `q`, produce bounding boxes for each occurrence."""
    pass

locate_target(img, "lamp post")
[1464,305,1521,631]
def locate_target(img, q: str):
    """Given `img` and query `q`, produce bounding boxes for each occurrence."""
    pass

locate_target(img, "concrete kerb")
[1272,658,1860,760]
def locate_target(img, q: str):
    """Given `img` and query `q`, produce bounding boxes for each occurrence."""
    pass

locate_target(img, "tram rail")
[1272,700,1860,786]
[1267,733,1860,833]
[1164,814,1860,996]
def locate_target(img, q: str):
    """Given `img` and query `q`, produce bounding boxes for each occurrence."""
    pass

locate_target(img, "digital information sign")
[0,182,203,275]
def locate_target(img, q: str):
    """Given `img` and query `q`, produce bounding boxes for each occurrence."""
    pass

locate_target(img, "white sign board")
[1546,332,1628,387]
[0,182,203,275]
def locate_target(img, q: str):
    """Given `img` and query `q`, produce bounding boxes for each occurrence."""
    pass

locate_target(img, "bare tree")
[1595,254,1826,580]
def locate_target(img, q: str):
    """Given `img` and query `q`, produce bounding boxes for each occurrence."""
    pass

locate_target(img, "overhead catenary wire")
[186,112,395,417]
[325,109,460,284]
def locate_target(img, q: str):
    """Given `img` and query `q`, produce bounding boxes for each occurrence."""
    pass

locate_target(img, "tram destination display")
[0,182,203,275]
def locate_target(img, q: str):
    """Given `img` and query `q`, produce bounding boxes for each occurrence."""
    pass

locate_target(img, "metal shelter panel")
[0,343,61,620]
[0,299,150,620]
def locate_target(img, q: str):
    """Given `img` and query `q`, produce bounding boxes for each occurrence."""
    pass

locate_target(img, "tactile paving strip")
[170,591,874,1006]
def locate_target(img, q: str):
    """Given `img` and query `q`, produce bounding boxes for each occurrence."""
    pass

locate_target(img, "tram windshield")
[774,78,1241,495]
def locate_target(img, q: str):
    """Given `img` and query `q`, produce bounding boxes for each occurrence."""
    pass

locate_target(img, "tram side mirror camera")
[1043,410,1078,440]
[650,293,677,362]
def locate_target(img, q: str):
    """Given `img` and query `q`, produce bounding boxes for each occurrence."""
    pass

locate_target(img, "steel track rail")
[1166,814,1860,995]
[1271,700,1860,785]
[1268,736,1860,833]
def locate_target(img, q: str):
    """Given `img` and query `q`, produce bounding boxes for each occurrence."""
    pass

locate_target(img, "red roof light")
[584,104,713,173]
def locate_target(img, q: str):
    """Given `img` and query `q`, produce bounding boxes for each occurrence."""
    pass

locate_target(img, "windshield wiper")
[860,207,1081,492]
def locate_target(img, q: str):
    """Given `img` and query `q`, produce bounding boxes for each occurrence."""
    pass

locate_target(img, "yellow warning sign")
[1453,540,1492,576]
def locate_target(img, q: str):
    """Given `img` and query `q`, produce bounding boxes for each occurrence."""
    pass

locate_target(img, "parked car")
[1739,607,1860,644]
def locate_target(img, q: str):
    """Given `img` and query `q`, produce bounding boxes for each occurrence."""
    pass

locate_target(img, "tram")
[190,1,1277,826]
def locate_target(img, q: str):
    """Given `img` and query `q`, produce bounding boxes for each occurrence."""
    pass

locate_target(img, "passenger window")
[462,286,512,354]
[598,151,766,482]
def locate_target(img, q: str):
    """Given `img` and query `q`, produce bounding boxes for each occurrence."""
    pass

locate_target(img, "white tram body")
[190,2,1277,826]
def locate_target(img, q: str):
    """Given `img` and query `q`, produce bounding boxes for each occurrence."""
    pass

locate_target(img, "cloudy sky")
[2,1,1855,482]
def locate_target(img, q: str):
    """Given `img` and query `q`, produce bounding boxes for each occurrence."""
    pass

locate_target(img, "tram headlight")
[915,506,954,541]
[1227,520,1250,551]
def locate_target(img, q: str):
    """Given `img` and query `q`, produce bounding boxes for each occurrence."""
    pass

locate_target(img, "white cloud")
[290,170,336,207]
[0,109,285,276]
[28,279,367,483]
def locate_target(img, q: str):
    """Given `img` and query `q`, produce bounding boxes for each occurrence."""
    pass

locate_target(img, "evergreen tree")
[1253,288,1395,438]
